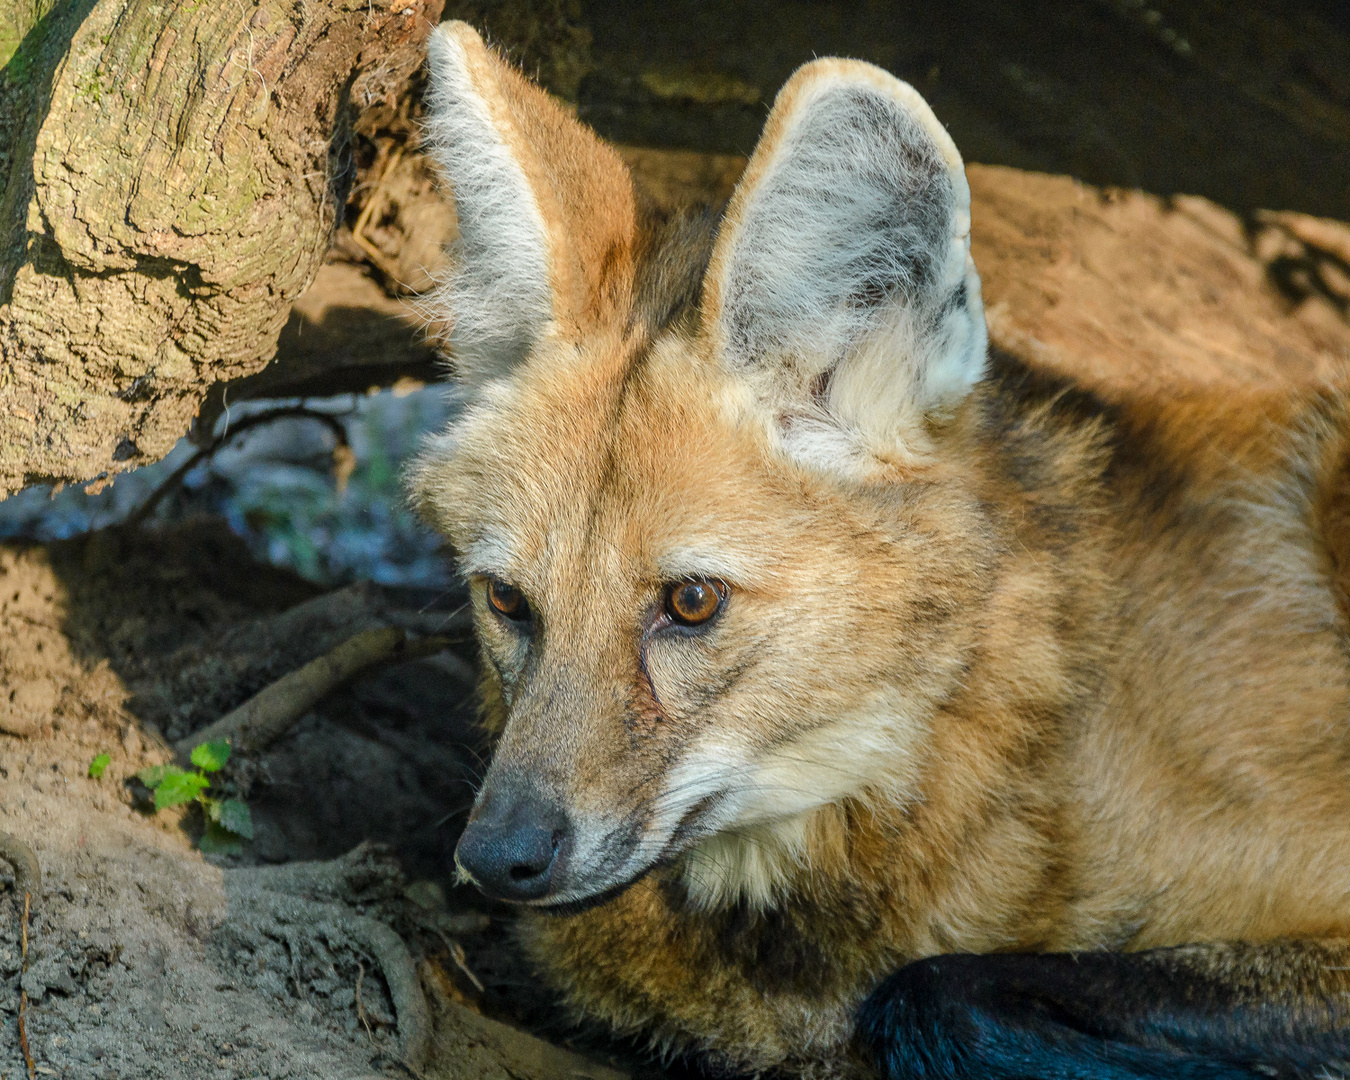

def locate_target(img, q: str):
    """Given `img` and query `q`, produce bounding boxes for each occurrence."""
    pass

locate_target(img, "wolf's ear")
[422,22,637,380]
[703,59,986,472]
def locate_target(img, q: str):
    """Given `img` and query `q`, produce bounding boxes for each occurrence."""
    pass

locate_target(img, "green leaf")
[190,740,231,773]
[198,820,243,856]
[215,799,253,840]
[87,753,111,779]
[136,763,171,788]
[153,769,210,810]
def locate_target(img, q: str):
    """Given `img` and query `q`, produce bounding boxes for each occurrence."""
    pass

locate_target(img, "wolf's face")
[411,24,989,910]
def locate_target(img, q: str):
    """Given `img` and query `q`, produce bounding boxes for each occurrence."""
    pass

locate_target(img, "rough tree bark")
[0,0,444,496]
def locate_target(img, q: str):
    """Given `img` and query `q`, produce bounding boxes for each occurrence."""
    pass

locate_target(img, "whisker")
[424,803,473,831]
[424,598,472,634]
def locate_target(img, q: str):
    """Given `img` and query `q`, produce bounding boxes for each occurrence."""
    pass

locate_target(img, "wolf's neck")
[677,801,857,911]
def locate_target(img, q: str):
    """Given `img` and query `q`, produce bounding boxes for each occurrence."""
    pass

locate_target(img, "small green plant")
[137,741,253,854]
[87,753,111,779]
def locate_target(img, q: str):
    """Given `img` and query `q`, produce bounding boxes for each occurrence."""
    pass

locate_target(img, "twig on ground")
[126,404,352,529]
[355,960,374,1042]
[19,891,34,1080]
[0,832,40,905]
[176,627,463,760]
[350,145,406,283]
[427,921,485,995]
[447,935,484,994]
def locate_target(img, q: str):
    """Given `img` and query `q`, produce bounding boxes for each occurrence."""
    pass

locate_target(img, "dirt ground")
[0,523,653,1079]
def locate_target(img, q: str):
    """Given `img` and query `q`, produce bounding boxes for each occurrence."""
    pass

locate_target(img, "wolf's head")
[410,23,990,910]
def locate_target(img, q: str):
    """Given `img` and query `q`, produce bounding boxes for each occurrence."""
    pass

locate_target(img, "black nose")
[455,788,570,902]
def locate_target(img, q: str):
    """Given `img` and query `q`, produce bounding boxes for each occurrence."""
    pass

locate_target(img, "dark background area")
[459,0,1350,219]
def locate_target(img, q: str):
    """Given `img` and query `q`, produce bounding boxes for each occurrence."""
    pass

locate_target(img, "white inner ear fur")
[421,26,554,380]
[711,62,987,473]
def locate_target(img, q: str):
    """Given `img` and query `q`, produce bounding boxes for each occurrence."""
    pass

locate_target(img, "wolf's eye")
[486,578,530,622]
[664,579,725,626]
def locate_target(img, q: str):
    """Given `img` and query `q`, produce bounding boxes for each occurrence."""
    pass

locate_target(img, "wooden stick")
[176,626,411,759]
[173,629,464,763]
[19,891,34,1080]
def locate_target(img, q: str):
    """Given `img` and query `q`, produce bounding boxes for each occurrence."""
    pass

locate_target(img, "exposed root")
[225,846,432,1071]
[176,627,460,760]
[127,404,353,529]
[230,840,405,902]
[19,890,35,1080]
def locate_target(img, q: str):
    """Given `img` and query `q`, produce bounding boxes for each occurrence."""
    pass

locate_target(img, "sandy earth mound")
[0,530,634,1079]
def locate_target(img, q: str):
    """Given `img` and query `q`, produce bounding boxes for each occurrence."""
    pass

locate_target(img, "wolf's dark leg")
[857,940,1350,1080]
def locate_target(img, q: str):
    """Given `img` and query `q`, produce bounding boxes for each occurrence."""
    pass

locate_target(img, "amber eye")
[664,579,725,627]
[486,578,530,622]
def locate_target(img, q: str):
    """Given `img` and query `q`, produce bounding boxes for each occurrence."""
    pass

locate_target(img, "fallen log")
[0,0,445,495]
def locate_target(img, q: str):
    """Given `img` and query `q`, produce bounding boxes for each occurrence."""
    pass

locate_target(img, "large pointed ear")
[703,59,986,472]
[421,22,637,380]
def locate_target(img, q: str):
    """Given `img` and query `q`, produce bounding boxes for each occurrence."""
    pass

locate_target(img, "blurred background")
[0,386,456,588]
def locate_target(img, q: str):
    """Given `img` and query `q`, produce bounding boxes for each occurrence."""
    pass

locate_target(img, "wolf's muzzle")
[455,784,571,902]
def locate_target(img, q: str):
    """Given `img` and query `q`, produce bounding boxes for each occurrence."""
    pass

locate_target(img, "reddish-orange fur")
[413,23,1350,1077]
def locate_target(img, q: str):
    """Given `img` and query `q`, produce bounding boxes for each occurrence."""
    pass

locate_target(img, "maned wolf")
[410,21,1350,1079]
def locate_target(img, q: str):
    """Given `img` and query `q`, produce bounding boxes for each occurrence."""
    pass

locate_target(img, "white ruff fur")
[669,686,929,910]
